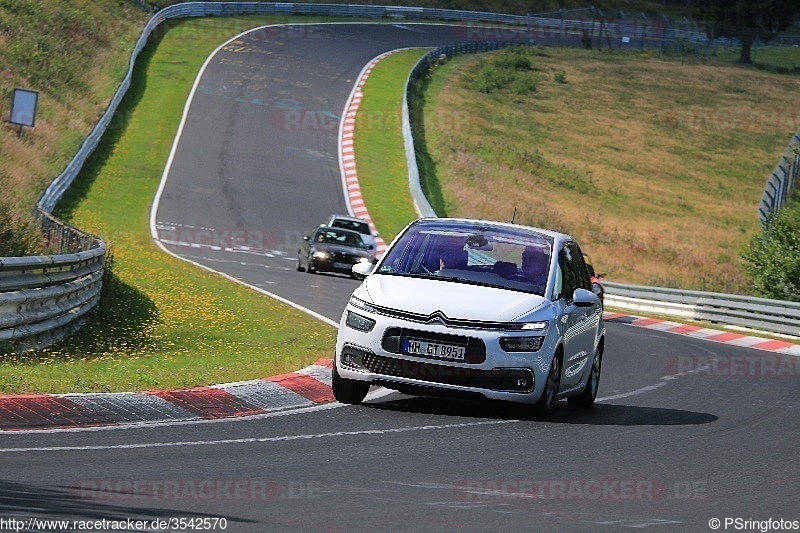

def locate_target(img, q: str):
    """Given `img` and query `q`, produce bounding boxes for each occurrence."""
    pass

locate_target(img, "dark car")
[297,226,374,277]
[326,214,377,251]
[583,253,604,304]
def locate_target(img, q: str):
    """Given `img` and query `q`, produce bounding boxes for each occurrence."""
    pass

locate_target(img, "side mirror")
[352,261,374,280]
[573,288,599,307]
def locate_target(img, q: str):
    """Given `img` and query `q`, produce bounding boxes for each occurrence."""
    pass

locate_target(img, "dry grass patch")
[422,47,800,292]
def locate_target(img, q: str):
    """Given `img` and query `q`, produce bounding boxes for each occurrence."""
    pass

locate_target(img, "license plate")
[333,262,351,269]
[402,338,465,361]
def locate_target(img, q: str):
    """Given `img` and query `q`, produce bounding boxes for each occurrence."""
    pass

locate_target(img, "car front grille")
[332,251,358,263]
[361,352,533,393]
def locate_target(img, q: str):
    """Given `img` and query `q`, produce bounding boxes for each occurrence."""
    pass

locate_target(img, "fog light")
[500,336,544,352]
[345,311,376,332]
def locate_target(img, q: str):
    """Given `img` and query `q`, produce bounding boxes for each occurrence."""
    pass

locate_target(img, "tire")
[332,364,369,405]
[306,255,315,274]
[568,347,601,408]
[296,255,305,272]
[533,353,561,417]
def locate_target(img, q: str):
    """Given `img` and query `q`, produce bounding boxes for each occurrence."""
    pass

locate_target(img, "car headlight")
[349,295,378,314]
[499,336,544,352]
[312,250,330,260]
[345,311,376,332]
[505,321,548,332]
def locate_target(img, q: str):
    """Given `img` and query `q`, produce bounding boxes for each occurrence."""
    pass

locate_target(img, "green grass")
[0,17,337,394]
[354,49,430,242]
[3,9,800,392]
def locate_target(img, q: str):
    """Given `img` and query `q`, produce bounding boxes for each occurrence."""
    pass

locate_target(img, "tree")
[741,208,800,302]
[693,0,800,64]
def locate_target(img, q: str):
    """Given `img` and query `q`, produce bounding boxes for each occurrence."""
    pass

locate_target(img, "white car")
[333,218,605,417]
[325,214,378,251]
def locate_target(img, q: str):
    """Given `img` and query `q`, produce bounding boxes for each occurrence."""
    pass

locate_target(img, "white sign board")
[10,88,38,128]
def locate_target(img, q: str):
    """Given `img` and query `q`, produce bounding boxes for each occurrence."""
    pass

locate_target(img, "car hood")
[360,274,546,322]
[314,243,372,258]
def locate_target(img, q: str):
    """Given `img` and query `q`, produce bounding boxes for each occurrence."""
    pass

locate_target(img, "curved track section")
[152,23,472,320]
[1,23,797,531]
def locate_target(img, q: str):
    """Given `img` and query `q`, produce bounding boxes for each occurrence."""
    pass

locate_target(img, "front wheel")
[568,347,601,408]
[532,353,561,417]
[332,365,369,404]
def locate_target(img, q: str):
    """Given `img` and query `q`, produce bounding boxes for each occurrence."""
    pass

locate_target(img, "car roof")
[315,225,363,237]
[327,214,368,223]
[412,217,574,244]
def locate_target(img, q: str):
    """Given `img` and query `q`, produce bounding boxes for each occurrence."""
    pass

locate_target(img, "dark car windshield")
[330,218,370,236]
[314,228,368,249]
[375,220,553,295]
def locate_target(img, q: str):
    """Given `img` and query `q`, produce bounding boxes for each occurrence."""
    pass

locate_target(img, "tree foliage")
[741,207,800,302]
[693,0,800,64]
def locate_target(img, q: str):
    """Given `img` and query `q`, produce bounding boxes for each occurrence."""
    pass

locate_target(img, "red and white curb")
[340,51,400,257]
[604,312,800,356]
[0,359,335,432]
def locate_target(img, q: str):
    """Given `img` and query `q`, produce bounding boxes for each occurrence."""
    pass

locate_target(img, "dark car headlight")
[345,311,376,332]
[500,336,544,352]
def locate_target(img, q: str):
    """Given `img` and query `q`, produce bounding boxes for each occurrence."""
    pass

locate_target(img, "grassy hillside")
[414,46,800,292]
[0,0,146,254]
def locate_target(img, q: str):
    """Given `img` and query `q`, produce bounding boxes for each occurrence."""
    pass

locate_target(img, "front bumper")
[335,308,556,404]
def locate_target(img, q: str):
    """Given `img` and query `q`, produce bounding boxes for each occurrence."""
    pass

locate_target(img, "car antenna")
[511,207,517,224]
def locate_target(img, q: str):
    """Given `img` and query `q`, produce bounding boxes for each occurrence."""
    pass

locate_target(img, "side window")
[552,263,563,301]
[569,243,591,290]
[557,243,591,301]
[557,246,579,302]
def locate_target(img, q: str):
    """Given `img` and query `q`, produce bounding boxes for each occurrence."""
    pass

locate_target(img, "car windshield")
[330,218,370,235]
[376,220,553,295]
[315,228,367,249]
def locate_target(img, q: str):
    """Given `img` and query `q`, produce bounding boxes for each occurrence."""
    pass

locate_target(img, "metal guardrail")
[602,281,800,338]
[758,132,800,222]
[404,42,527,218]
[3,2,797,351]
[0,211,105,353]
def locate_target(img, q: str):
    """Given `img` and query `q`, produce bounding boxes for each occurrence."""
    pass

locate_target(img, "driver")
[521,246,549,287]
